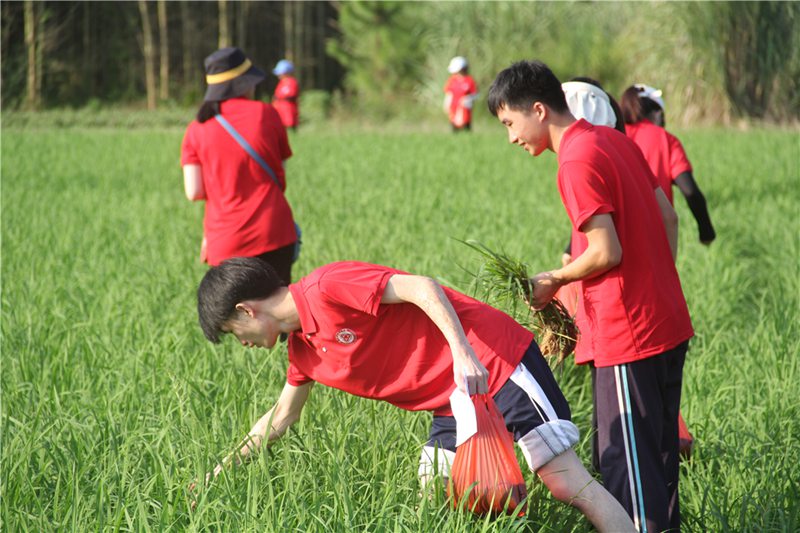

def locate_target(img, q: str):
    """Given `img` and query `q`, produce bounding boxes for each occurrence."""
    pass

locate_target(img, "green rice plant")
[1,123,797,532]
[462,240,578,365]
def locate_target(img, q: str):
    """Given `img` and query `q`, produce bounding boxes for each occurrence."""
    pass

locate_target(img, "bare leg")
[537,449,636,533]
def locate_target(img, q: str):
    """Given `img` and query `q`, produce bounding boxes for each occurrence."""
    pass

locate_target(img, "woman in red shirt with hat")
[620,84,716,247]
[181,47,299,284]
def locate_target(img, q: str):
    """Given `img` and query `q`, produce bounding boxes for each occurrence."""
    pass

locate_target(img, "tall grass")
[2,122,798,531]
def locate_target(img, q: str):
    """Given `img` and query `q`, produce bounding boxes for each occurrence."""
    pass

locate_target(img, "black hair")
[569,76,626,134]
[197,101,220,123]
[620,85,664,126]
[197,257,286,343]
[487,60,569,117]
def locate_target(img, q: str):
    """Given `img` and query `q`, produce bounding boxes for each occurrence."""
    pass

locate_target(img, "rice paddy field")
[2,115,799,532]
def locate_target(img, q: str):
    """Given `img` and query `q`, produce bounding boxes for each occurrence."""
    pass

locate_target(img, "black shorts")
[424,341,579,472]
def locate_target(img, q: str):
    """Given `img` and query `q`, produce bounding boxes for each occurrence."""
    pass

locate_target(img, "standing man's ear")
[532,101,547,121]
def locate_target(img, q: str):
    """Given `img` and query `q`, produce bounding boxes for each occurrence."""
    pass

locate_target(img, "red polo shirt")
[558,120,693,367]
[625,120,693,205]
[286,262,533,415]
[181,97,295,265]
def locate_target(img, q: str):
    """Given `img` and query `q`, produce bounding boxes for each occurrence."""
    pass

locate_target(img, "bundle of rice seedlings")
[462,240,578,364]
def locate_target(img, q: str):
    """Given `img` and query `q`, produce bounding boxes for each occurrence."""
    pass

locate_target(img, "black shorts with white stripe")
[425,341,579,473]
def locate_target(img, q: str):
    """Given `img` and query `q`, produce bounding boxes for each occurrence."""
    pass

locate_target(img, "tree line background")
[2,1,798,125]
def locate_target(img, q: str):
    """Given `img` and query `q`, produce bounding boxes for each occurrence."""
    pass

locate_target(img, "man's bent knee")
[418,445,455,487]
[517,420,580,472]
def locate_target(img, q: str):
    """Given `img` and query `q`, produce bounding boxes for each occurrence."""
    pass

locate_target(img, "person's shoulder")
[317,261,401,278]
[184,119,201,134]
[561,122,636,166]
[247,99,282,123]
[182,119,205,143]
[228,97,269,112]
[314,262,405,290]
[560,120,599,155]
[636,119,667,139]
[663,128,684,146]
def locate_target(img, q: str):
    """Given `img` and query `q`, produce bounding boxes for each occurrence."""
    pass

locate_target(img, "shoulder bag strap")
[214,114,279,187]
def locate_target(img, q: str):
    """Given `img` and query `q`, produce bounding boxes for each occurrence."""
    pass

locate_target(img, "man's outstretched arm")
[381,274,489,395]
[199,381,313,485]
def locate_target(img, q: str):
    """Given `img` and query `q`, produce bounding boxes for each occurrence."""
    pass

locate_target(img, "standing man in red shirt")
[443,56,478,132]
[192,258,635,532]
[271,59,300,131]
[488,60,693,533]
[181,48,298,284]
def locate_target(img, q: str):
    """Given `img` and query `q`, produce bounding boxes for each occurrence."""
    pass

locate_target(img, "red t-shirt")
[181,98,295,265]
[286,262,533,415]
[558,120,694,367]
[273,76,299,128]
[444,74,478,127]
[625,120,693,205]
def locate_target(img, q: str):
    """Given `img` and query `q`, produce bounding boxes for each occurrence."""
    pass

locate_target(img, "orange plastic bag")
[448,394,528,516]
[678,412,694,460]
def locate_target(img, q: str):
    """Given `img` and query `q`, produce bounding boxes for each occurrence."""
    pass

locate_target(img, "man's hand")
[529,271,563,310]
[451,344,489,395]
[188,463,224,510]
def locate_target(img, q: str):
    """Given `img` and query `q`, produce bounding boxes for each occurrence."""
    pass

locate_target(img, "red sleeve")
[666,132,692,179]
[317,262,397,316]
[286,361,313,386]
[263,104,292,161]
[180,122,201,166]
[469,76,478,94]
[444,76,453,93]
[278,120,292,161]
[558,161,615,231]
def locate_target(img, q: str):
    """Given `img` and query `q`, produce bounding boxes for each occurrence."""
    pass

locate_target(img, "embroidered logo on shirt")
[335,328,357,344]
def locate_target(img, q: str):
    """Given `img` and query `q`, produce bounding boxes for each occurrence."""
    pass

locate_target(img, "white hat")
[562,81,617,128]
[448,56,468,74]
[634,83,665,110]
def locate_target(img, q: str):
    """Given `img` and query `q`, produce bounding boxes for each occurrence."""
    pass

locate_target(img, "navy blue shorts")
[423,341,579,472]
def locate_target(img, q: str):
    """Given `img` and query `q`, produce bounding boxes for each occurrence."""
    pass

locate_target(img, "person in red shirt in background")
[181,47,298,284]
[272,59,300,131]
[621,84,716,246]
[489,60,693,532]
[444,56,478,132]
[190,258,635,532]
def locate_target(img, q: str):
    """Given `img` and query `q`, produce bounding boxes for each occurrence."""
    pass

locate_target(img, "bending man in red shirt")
[193,258,634,532]
[488,60,693,533]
